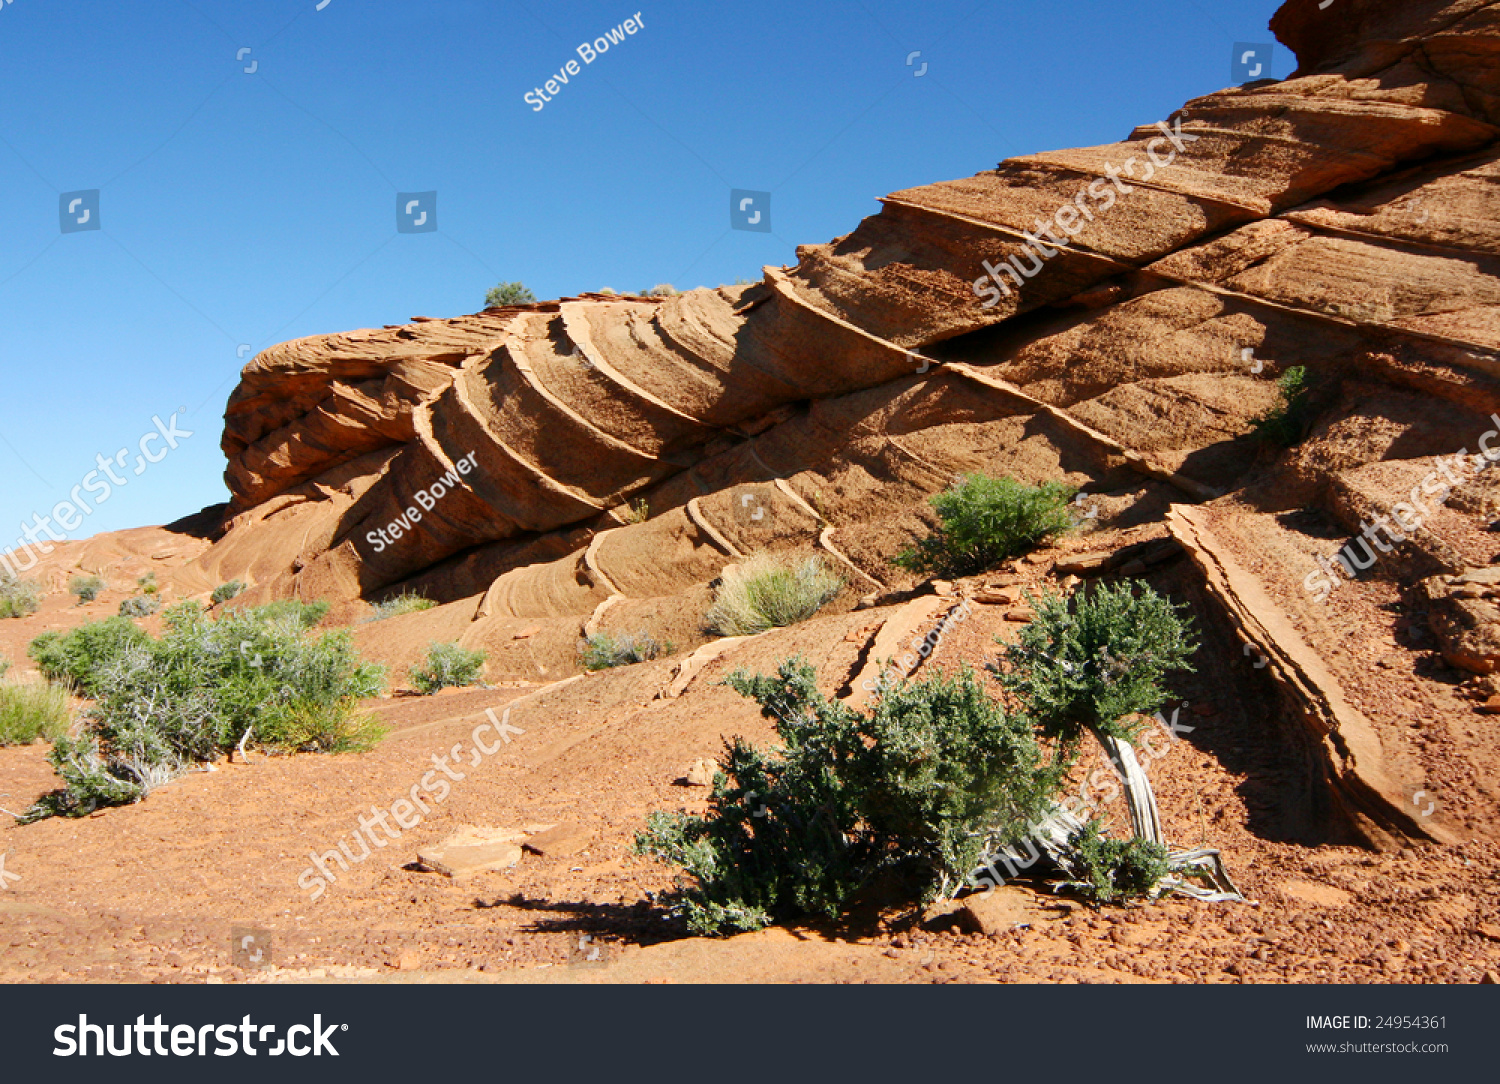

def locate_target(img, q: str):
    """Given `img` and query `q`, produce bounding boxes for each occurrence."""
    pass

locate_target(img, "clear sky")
[0,0,1285,546]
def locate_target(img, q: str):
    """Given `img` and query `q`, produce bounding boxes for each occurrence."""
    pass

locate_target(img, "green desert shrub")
[118,595,161,618]
[0,684,71,746]
[705,554,845,637]
[993,580,1198,754]
[246,598,329,629]
[0,656,9,679]
[210,580,245,605]
[1253,365,1315,448]
[22,602,387,820]
[635,659,1058,935]
[367,591,437,622]
[29,618,150,695]
[136,573,159,596]
[578,630,671,671]
[410,642,487,695]
[895,473,1076,578]
[485,281,536,307]
[0,573,42,619]
[1064,820,1172,904]
[68,575,105,603]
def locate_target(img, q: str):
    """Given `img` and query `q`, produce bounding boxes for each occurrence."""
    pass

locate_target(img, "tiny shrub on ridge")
[69,575,105,603]
[210,581,245,605]
[366,591,437,622]
[578,630,671,671]
[410,642,487,695]
[0,573,42,619]
[119,595,161,619]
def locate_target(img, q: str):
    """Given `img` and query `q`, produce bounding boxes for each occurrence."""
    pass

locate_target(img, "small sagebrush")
[410,642,487,695]
[210,581,245,605]
[118,595,161,619]
[578,631,671,671]
[0,573,42,619]
[705,554,845,637]
[136,573,159,596]
[366,591,437,622]
[69,575,105,604]
[895,473,1076,578]
[0,684,71,746]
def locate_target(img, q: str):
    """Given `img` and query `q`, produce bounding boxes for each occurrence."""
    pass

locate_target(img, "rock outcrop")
[158,0,1500,849]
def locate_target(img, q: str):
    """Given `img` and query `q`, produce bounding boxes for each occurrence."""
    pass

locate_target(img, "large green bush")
[895,473,1076,578]
[635,659,1057,935]
[705,554,845,637]
[640,580,1202,932]
[22,601,387,820]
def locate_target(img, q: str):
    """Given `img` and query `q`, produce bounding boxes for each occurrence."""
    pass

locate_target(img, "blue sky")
[0,0,1284,545]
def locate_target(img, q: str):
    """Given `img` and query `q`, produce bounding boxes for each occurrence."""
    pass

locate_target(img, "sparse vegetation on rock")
[367,591,437,622]
[578,630,670,671]
[895,473,1076,578]
[410,642,487,694]
[210,580,244,605]
[68,575,105,604]
[1252,365,1316,448]
[0,573,42,619]
[485,281,536,307]
[118,595,161,618]
[705,554,845,637]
